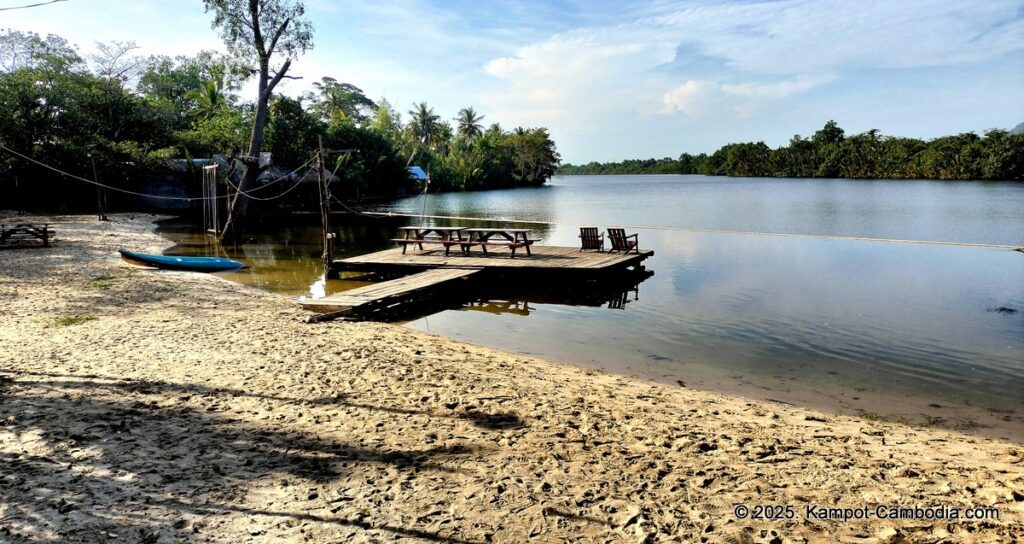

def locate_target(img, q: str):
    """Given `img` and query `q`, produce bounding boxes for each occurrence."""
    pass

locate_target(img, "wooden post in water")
[89,153,108,221]
[317,137,336,279]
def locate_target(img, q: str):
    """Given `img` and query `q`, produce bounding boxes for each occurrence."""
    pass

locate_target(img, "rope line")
[0,143,317,203]
[239,154,318,193]
[358,210,1023,250]
[222,163,317,201]
[0,143,230,201]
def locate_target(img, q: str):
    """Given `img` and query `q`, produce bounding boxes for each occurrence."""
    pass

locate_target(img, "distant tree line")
[558,121,1024,181]
[0,29,560,211]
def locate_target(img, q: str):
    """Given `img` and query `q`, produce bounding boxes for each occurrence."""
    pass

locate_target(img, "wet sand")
[1,213,1022,543]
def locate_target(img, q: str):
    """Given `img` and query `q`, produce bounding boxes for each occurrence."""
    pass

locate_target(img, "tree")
[265,95,320,168]
[407,102,441,149]
[306,77,376,125]
[368,99,403,147]
[89,41,145,89]
[203,0,313,239]
[139,52,240,127]
[507,127,560,186]
[455,107,484,140]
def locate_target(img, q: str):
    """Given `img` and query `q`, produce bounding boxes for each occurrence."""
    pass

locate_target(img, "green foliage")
[323,121,408,198]
[54,315,97,327]
[560,120,1024,181]
[305,77,376,125]
[1,26,561,211]
[558,155,705,175]
[455,107,484,140]
[202,0,313,64]
[265,95,321,167]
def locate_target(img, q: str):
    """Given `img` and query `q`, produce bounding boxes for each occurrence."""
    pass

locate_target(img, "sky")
[4,0,1023,163]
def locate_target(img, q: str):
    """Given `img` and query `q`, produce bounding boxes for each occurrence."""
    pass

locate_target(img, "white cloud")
[482,29,677,128]
[480,0,1023,159]
[4,0,1021,161]
[660,74,838,118]
[662,80,722,117]
[721,74,837,100]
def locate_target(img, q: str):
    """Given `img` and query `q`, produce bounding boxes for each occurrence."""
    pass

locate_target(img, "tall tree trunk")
[220,58,291,241]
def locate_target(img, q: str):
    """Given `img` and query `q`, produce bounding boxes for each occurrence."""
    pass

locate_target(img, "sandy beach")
[1,214,1022,543]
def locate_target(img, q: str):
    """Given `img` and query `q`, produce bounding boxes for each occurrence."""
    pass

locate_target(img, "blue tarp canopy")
[406,166,429,181]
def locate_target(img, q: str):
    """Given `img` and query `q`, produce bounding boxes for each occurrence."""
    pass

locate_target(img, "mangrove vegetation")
[558,121,1024,181]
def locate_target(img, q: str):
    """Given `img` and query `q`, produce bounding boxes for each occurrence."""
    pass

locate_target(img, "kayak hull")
[118,249,245,272]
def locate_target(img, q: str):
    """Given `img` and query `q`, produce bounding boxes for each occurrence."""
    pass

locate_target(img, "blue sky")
[5,0,1023,162]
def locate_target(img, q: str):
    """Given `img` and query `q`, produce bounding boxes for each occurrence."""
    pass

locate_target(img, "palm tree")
[455,107,484,139]
[408,102,441,147]
[188,79,226,120]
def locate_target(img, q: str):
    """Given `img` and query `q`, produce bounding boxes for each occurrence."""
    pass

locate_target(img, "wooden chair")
[579,227,604,252]
[607,228,639,254]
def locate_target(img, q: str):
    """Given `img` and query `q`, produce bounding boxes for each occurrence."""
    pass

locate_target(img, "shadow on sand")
[0,371,526,543]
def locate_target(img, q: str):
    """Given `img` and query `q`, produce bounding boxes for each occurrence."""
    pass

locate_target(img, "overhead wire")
[325,150,431,220]
[0,143,317,203]
[0,0,67,11]
[222,166,315,201]
[0,143,229,201]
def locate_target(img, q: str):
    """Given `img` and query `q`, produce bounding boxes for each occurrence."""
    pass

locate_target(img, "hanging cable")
[0,143,229,201]
[235,154,318,194]
[0,0,67,11]
[0,143,317,203]
[222,164,317,201]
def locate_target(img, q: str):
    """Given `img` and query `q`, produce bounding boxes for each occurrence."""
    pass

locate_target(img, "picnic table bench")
[391,226,538,258]
[391,226,469,256]
[0,223,53,248]
[462,228,536,258]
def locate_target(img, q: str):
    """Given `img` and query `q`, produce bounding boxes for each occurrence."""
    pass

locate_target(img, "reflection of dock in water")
[461,276,646,317]
[304,245,654,321]
[464,300,532,317]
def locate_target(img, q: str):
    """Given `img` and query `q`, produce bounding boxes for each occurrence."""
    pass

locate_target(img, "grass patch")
[54,315,98,327]
[89,274,121,290]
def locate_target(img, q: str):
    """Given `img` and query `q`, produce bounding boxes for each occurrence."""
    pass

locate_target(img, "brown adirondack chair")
[579,227,604,252]
[607,228,639,254]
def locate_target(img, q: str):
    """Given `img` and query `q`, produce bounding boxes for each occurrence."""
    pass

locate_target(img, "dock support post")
[317,137,337,279]
[89,152,108,221]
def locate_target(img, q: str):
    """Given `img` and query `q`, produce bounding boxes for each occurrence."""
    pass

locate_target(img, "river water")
[162,175,1024,440]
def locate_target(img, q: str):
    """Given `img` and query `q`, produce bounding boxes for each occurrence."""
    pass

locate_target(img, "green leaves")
[561,120,1024,181]
[202,0,313,62]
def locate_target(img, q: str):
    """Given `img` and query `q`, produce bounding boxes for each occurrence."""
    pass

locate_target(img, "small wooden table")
[393,226,467,255]
[462,228,535,258]
[0,223,53,248]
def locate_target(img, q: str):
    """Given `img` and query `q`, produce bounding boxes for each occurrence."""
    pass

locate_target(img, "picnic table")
[392,226,467,256]
[0,223,53,248]
[390,226,538,258]
[462,227,535,258]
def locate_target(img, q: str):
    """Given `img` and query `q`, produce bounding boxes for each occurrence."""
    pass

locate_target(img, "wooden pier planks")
[301,268,480,319]
[334,245,653,272]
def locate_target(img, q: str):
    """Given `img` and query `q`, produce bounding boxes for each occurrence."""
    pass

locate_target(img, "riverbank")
[1,213,1022,543]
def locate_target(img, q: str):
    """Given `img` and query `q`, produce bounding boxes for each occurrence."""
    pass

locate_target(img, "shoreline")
[154,216,1024,442]
[2,213,1022,542]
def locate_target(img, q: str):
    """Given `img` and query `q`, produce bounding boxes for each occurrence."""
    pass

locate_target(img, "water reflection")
[155,175,1024,440]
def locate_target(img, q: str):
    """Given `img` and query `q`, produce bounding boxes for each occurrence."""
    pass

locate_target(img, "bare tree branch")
[263,58,291,97]
[266,17,290,57]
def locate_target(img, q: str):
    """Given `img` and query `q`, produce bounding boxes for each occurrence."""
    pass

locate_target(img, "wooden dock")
[333,245,653,273]
[304,245,654,321]
[301,268,479,320]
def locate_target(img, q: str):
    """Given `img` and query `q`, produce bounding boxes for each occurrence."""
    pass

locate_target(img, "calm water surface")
[162,175,1024,439]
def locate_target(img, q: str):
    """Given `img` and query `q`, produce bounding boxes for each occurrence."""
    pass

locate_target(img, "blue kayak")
[118,249,245,272]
